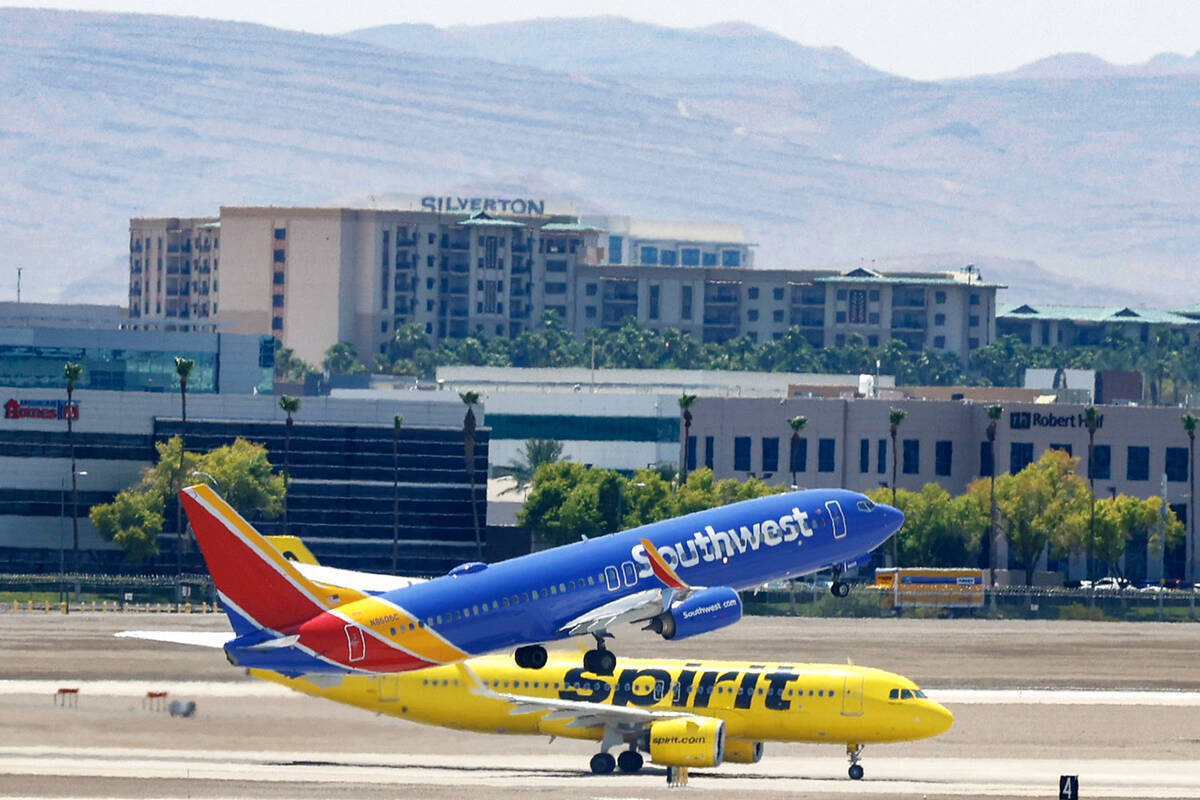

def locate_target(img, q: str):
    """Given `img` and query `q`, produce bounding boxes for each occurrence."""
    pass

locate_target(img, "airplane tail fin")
[180,484,354,636]
[639,538,692,591]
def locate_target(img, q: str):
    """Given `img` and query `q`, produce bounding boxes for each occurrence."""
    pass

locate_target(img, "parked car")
[1080,576,1133,591]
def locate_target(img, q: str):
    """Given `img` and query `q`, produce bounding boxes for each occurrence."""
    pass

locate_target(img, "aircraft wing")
[559,587,683,636]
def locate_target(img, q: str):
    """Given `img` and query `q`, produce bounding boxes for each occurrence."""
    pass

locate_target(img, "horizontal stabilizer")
[115,630,229,649]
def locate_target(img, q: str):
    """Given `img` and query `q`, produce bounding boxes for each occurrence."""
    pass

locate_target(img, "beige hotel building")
[129,198,1000,366]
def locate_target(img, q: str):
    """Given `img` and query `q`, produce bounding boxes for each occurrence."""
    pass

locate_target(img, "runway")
[1,614,1198,799]
[1,745,1197,798]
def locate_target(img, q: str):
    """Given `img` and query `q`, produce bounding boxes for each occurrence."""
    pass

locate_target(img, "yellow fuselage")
[253,653,952,748]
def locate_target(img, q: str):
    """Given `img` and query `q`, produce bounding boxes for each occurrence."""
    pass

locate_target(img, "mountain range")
[3,8,1199,311]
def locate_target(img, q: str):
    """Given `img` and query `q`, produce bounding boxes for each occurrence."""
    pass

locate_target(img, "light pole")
[190,470,220,488]
[60,470,86,602]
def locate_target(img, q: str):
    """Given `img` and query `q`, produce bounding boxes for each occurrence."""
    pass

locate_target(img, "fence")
[742,583,1200,622]
[0,573,214,609]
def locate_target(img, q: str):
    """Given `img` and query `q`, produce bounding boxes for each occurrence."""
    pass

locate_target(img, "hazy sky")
[16,0,1200,80]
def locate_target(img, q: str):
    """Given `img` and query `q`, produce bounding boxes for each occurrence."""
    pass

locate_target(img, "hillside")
[2,9,1199,309]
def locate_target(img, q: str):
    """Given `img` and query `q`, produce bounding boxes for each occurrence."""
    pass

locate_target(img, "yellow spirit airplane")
[250,652,953,781]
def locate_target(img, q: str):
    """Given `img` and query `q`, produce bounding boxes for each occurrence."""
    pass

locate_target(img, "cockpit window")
[914,690,926,698]
[900,689,914,699]
[857,499,875,512]
[889,688,899,699]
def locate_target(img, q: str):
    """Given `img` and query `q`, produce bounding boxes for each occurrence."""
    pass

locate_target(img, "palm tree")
[392,413,403,574]
[678,393,697,484]
[788,415,807,487]
[984,404,1003,597]
[174,357,194,586]
[278,395,301,534]
[503,438,564,494]
[889,408,907,567]
[1083,405,1100,583]
[1183,413,1198,586]
[460,391,484,560]
[63,362,82,575]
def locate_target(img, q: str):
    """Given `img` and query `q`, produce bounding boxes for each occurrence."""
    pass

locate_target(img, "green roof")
[540,222,603,233]
[999,304,1200,325]
[814,275,1001,286]
[1171,302,1200,316]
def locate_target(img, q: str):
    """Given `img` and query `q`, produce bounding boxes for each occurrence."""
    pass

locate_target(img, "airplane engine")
[646,717,725,768]
[723,740,764,764]
[644,586,742,641]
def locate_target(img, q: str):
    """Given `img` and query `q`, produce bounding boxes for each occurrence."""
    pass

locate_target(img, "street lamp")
[190,470,220,488]
[60,470,86,601]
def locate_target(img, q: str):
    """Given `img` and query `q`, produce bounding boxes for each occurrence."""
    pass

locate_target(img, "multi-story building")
[129,202,1001,365]
[998,304,1200,347]
[127,216,220,329]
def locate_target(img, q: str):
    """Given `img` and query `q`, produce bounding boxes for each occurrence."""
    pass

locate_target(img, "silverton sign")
[421,196,546,215]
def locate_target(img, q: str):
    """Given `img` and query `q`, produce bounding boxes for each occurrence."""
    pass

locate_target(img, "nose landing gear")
[847,743,864,779]
[830,566,850,597]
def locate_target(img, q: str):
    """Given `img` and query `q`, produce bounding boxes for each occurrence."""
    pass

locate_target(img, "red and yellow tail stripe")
[326,595,469,666]
[639,538,691,590]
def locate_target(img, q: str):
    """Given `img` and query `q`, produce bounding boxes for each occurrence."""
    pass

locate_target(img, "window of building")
[902,439,920,474]
[271,316,283,331]
[702,252,717,266]
[935,440,952,476]
[933,336,946,348]
[818,438,835,473]
[546,259,567,273]
[1050,443,1072,456]
[773,309,784,322]
[835,311,847,323]
[273,272,285,285]
[1091,444,1112,480]
[608,235,623,264]
[773,287,784,301]
[704,436,715,469]
[1166,446,1189,482]
[585,282,598,296]
[649,285,660,320]
[969,337,980,349]
[836,289,847,300]
[868,289,880,302]
[273,249,285,263]
[969,315,980,327]
[660,249,677,266]
[722,250,741,267]
[969,293,980,305]
[934,313,946,325]
[427,299,434,312]
[747,308,759,321]
[545,282,567,295]
[1011,442,1034,473]
[848,290,867,323]
[274,228,286,239]
[734,437,752,471]
[585,306,596,318]
[746,287,759,300]
[762,438,779,474]
[681,285,693,320]
[272,295,284,307]
[790,437,807,474]
[381,321,389,333]
[859,439,870,473]
[980,441,994,477]
[681,248,700,266]
[640,246,658,264]
[687,436,697,471]
[935,291,946,304]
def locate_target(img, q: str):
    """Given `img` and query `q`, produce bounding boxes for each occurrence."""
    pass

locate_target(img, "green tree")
[868,484,986,567]
[324,341,364,374]
[90,438,283,561]
[274,345,317,383]
[63,362,83,573]
[460,390,483,560]
[1086,494,1181,578]
[278,395,301,534]
[678,393,697,484]
[989,449,1090,586]
[503,439,565,494]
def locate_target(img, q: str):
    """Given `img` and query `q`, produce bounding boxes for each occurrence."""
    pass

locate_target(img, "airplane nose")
[877,503,905,534]
[922,700,954,737]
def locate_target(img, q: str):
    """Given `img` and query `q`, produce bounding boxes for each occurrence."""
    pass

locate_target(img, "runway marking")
[0,747,1197,797]
[3,680,1199,705]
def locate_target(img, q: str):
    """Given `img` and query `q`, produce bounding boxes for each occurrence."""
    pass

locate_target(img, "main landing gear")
[514,644,547,669]
[830,566,850,598]
[583,633,616,675]
[846,743,864,780]
[590,745,643,774]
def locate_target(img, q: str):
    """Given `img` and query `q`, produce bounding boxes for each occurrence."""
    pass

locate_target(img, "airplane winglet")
[639,538,691,591]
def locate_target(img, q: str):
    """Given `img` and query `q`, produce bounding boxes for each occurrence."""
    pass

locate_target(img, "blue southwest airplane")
[179,483,903,678]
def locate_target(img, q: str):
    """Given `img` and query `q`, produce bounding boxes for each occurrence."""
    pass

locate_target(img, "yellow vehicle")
[253,652,952,781]
[875,567,984,612]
